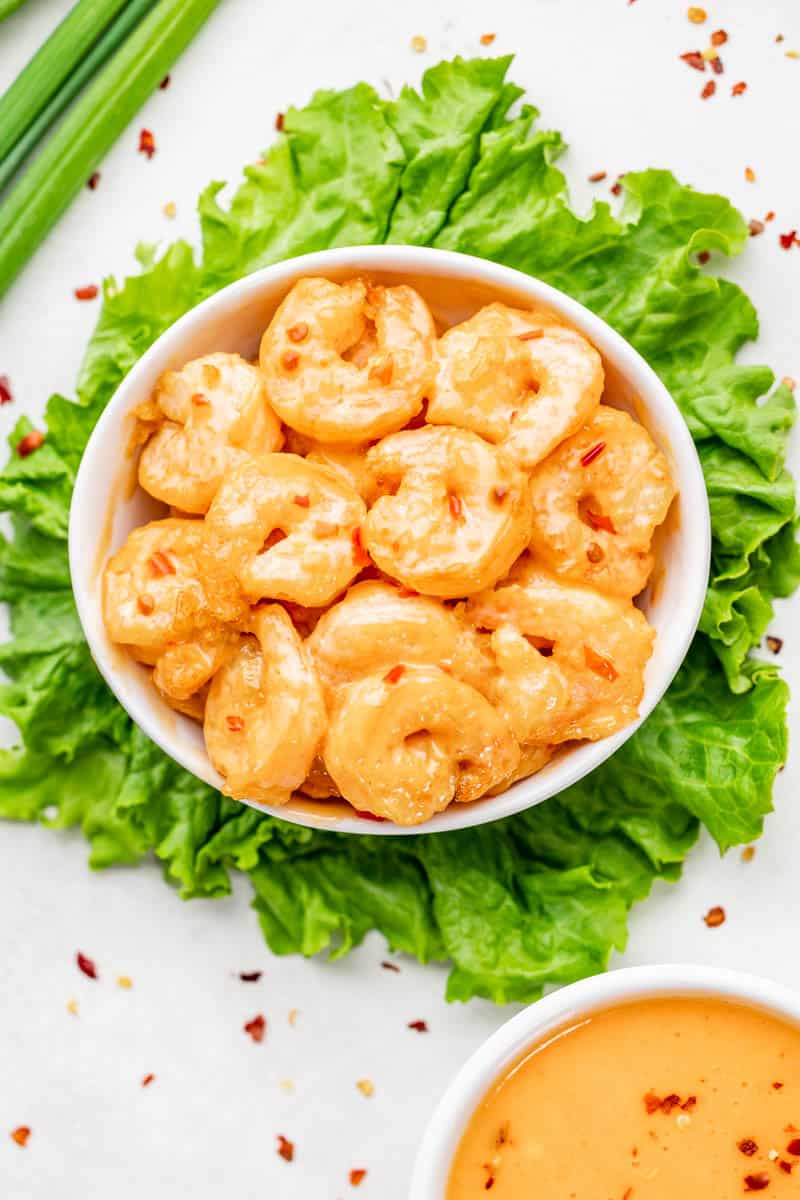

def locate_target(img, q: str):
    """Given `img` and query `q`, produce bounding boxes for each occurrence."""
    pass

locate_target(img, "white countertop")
[1,1,799,1195]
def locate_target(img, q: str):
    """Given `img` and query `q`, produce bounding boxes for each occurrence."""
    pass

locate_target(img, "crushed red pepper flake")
[580,441,605,467]
[697,250,710,263]
[293,494,310,508]
[739,1139,759,1156]
[74,284,98,300]
[766,211,775,222]
[517,329,544,341]
[349,1168,368,1187]
[681,1096,697,1111]
[748,219,765,237]
[588,170,607,182]
[644,1092,662,1114]
[76,951,98,979]
[660,1093,681,1114]
[384,664,406,684]
[281,349,300,370]
[226,715,244,732]
[87,171,101,190]
[492,485,509,504]
[623,1189,633,1200]
[138,128,156,158]
[149,550,175,576]
[381,960,400,972]
[479,32,496,45]
[586,541,603,563]
[17,430,44,458]
[191,392,209,406]
[780,1161,794,1174]
[408,1019,429,1032]
[584,645,618,681]
[681,50,706,71]
[779,230,797,249]
[239,970,262,982]
[275,112,285,131]
[159,74,170,89]
[276,1134,294,1162]
[244,1014,266,1043]
[141,1073,155,1087]
[610,174,626,196]
[710,56,724,74]
[701,79,716,98]
[731,81,748,96]
[744,1174,770,1191]
[711,28,728,45]
[10,1126,30,1147]
[586,510,616,534]
[448,492,464,521]
[287,321,309,343]
[787,1138,800,1155]
[351,526,371,567]
[703,905,726,927]
[0,375,11,404]
[774,1082,785,1090]
[745,166,756,182]
[766,636,783,654]
[137,594,155,616]
[687,6,707,22]
[741,845,756,863]
[353,809,387,822]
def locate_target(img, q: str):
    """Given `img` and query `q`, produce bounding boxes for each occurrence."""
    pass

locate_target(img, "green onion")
[0,0,131,164]
[0,0,221,298]
[0,0,159,195]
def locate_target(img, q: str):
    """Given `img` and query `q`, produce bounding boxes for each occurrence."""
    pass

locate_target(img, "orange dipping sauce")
[447,996,800,1197]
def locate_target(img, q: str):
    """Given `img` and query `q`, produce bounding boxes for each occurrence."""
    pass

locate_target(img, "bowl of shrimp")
[69,246,710,834]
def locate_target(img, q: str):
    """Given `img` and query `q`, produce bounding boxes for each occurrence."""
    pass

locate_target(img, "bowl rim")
[69,244,711,836]
[409,963,800,1198]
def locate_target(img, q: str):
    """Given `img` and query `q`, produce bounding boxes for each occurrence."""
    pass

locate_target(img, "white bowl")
[69,245,710,835]
[410,963,800,1198]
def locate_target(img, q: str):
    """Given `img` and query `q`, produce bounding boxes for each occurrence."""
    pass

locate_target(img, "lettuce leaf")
[0,55,795,1003]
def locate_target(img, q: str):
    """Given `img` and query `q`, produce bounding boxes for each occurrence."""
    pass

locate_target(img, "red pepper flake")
[780,1161,794,1175]
[766,211,776,222]
[748,219,765,237]
[381,960,400,972]
[480,32,496,45]
[352,526,371,567]
[745,166,756,182]
[741,845,756,863]
[275,112,285,131]
[787,1138,800,1155]
[0,375,11,405]
[148,550,175,576]
[697,250,711,263]
[159,74,170,90]
[744,1174,770,1192]
[739,1139,759,1156]
[287,322,309,343]
[586,542,603,564]
[281,349,300,370]
[766,636,783,654]
[644,1092,663,1114]
[293,494,310,508]
[660,1093,681,1114]
[353,809,387,822]
[710,56,724,75]
[586,510,616,534]
[276,1134,294,1162]
[191,392,209,406]
[17,429,44,457]
[584,645,618,681]
[138,128,156,158]
[87,171,101,190]
[10,1126,30,1147]
[492,485,509,503]
[703,905,726,927]
[588,170,607,182]
[239,970,262,982]
[448,492,464,521]
[711,28,728,45]
[349,1169,367,1187]
[384,664,406,684]
[779,230,797,249]
[74,284,98,300]
[731,81,748,96]
[681,1096,697,1111]
[408,1019,429,1032]
[680,50,707,71]
[774,1082,785,1090]
[137,593,155,616]
[610,176,625,196]
[141,1073,155,1087]
[244,1014,266,1043]
[701,80,716,98]
[226,715,244,733]
[580,441,605,467]
[76,951,98,979]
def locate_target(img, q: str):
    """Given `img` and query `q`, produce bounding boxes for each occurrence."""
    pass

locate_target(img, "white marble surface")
[1,1,799,1195]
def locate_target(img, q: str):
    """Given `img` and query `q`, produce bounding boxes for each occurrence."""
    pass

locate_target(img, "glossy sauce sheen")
[447,997,800,1197]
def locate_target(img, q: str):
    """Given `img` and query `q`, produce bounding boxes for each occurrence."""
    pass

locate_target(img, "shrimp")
[102,518,213,648]
[160,682,210,723]
[323,665,520,825]
[259,277,436,444]
[486,744,554,795]
[204,605,327,805]
[202,454,367,612]
[427,303,604,470]
[152,627,239,701]
[305,442,377,503]
[486,624,575,746]
[467,557,655,742]
[298,757,341,801]
[527,406,676,598]
[363,426,532,598]
[137,353,283,513]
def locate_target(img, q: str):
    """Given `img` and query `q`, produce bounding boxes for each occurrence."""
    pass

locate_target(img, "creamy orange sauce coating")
[102,278,677,823]
[447,996,800,1198]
